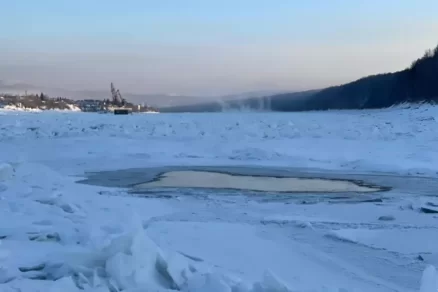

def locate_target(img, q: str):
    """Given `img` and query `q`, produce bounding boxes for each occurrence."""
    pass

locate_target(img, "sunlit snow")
[134,170,380,192]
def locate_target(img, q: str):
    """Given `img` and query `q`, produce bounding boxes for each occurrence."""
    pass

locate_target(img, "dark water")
[76,165,438,203]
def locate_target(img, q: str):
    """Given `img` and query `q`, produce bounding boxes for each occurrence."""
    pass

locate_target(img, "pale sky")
[1,0,437,96]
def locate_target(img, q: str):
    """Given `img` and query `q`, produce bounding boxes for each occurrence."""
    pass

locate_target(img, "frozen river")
[1,107,438,291]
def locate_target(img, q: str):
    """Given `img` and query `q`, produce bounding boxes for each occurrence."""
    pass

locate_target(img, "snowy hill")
[0,94,80,112]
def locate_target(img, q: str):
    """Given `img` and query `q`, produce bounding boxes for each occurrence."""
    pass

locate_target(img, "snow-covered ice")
[1,105,438,291]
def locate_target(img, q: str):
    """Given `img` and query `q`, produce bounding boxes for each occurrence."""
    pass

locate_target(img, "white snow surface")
[0,104,81,112]
[0,105,42,112]
[1,106,438,291]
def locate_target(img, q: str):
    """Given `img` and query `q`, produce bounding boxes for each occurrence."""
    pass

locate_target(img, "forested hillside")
[160,44,438,112]
[269,44,438,111]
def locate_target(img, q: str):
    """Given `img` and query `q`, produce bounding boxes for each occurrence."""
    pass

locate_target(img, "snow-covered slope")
[0,104,81,112]
[1,106,438,291]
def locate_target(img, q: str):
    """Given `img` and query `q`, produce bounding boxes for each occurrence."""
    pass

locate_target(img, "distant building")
[76,99,103,112]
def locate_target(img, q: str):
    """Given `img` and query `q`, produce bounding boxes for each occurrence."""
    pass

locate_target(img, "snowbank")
[67,104,81,112]
[0,104,81,112]
[326,229,438,254]
[0,105,42,112]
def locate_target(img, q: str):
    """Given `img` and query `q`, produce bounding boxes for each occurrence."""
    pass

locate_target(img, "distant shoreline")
[0,93,159,113]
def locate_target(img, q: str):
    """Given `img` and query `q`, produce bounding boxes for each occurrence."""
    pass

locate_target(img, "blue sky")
[1,1,437,97]
[3,0,437,44]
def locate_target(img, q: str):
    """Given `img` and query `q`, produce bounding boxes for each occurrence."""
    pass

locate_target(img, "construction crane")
[110,82,126,106]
